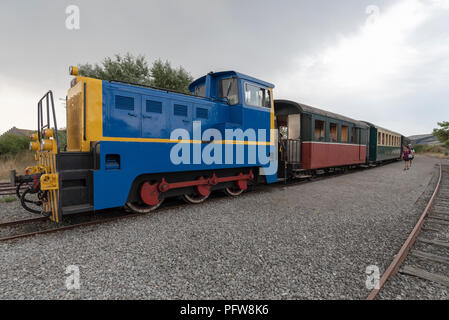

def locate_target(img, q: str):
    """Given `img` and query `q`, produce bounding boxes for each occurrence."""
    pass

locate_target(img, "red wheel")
[224,186,244,197]
[182,179,210,204]
[126,181,163,213]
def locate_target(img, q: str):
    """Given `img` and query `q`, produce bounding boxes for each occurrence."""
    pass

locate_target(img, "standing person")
[409,144,415,167]
[403,145,411,170]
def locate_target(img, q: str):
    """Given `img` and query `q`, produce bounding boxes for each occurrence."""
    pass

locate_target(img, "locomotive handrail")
[37,90,59,151]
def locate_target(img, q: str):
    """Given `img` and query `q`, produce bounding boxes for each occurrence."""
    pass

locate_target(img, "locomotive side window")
[244,83,270,108]
[314,120,325,141]
[115,95,134,111]
[218,77,239,105]
[330,123,338,142]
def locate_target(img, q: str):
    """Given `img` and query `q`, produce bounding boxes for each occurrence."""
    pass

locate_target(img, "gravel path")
[0,155,440,299]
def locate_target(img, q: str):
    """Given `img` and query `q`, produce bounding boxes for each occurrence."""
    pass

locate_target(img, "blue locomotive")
[13,67,407,222]
[15,69,278,222]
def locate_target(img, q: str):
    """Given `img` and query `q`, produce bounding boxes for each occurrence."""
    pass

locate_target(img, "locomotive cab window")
[194,84,206,97]
[244,83,271,108]
[218,77,239,105]
[314,120,325,141]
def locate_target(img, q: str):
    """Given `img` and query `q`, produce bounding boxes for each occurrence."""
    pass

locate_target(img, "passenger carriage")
[274,100,369,180]
[362,122,403,163]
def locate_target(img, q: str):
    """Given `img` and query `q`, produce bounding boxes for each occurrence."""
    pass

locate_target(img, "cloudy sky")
[0,0,448,136]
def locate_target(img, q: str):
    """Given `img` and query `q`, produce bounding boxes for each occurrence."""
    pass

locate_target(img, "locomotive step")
[61,204,94,215]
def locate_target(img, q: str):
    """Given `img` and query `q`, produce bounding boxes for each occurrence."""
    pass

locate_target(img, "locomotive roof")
[189,71,275,91]
[274,100,369,128]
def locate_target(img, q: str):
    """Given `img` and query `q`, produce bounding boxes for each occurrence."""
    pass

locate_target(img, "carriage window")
[341,125,349,143]
[330,123,338,142]
[218,77,239,105]
[244,83,271,108]
[352,127,359,144]
[194,84,206,97]
[314,120,325,141]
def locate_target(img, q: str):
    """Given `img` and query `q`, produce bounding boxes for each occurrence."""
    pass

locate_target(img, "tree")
[0,134,30,156]
[433,121,449,148]
[150,59,193,93]
[78,53,193,93]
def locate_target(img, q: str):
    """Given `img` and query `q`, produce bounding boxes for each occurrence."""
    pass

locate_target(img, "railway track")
[0,161,393,243]
[368,163,448,299]
[0,182,26,196]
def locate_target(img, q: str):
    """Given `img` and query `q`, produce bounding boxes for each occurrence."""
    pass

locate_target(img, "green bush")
[0,134,30,156]
[58,129,67,151]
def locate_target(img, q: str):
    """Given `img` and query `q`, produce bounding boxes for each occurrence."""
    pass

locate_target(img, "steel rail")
[367,163,443,300]
[0,216,49,228]
[0,214,141,242]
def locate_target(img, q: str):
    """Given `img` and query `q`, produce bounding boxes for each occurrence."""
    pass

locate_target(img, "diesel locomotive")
[11,67,407,222]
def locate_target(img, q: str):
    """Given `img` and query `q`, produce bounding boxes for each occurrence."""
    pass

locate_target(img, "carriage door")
[287,114,301,164]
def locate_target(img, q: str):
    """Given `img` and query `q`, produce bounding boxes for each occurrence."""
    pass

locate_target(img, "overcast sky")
[1,0,448,136]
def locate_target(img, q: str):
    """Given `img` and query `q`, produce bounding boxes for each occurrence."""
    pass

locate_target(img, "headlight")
[69,66,79,76]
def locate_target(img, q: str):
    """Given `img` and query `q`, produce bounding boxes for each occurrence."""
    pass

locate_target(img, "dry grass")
[0,151,36,181]
[424,152,449,159]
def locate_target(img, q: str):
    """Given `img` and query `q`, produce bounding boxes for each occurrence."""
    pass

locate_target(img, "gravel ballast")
[0,155,442,299]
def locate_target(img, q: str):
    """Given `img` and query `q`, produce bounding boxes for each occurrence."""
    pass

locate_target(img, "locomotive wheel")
[182,193,209,204]
[125,199,164,214]
[224,186,244,197]
[182,182,210,204]
[126,181,164,214]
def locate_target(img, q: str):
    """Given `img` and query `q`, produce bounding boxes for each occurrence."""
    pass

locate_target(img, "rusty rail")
[0,216,49,228]
[367,163,443,300]
[0,213,143,242]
